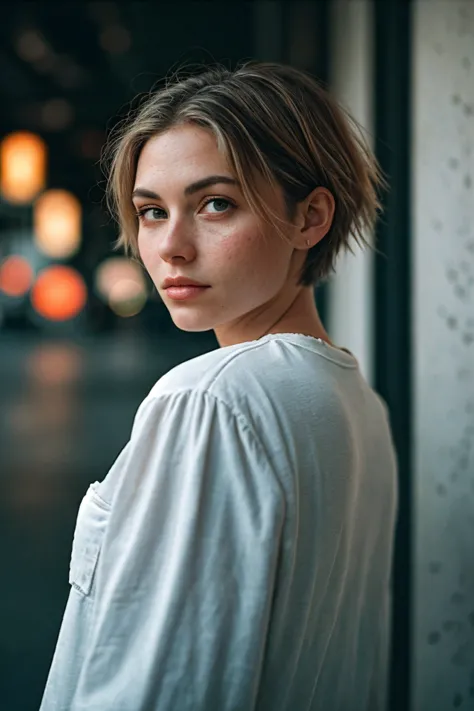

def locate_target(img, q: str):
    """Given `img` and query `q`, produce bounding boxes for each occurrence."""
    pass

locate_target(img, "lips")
[164,285,210,301]
[162,277,209,289]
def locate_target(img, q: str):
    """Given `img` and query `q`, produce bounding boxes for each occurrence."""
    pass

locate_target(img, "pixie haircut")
[104,61,384,286]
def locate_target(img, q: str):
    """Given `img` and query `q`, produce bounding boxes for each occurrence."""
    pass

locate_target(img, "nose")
[156,217,197,264]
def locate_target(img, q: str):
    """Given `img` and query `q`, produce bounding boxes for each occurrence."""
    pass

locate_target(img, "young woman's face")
[133,124,305,344]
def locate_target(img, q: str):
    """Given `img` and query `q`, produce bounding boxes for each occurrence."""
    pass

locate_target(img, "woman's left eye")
[202,198,234,214]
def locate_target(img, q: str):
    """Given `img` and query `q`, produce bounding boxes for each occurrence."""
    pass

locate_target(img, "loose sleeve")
[73,389,285,711]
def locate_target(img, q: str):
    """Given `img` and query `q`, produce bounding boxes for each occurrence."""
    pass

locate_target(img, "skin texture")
[133,124,335,347]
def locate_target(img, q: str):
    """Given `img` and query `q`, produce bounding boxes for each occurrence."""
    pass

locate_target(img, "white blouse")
[40,333,398,711]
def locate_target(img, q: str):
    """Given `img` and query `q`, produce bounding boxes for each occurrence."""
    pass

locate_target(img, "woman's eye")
[137,207,166,222]
[202,198,233,214]
[136,199,234,222]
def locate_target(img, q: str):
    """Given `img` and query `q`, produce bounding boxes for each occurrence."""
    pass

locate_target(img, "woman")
[40,62,398,711]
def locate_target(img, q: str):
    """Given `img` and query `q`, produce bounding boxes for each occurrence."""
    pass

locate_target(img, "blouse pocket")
[69,482,111,597]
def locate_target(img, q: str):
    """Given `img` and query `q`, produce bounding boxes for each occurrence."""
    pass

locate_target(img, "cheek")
[219,235,287,300]
[137,231,153,267]
[213,221,267,267]
[224,227,288,276]
[212,236,262,289]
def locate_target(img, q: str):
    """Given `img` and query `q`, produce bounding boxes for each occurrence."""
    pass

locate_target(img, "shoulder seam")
[142,388,286,496]
[146,387,264,451]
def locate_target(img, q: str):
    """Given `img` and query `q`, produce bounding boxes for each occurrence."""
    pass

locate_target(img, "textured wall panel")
[412,2,474,709]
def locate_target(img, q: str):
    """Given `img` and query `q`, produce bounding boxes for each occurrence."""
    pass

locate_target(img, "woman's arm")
[72,389,285,711]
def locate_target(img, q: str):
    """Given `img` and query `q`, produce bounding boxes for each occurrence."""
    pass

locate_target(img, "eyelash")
[134,197,236,222]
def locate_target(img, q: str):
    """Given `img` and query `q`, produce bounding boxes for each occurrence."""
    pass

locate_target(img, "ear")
[293,187,335,250]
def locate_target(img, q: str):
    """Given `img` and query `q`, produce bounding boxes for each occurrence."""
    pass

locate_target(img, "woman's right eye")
[136,207,166,222]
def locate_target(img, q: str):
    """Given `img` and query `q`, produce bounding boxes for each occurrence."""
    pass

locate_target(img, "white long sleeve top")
[40,333,398,711]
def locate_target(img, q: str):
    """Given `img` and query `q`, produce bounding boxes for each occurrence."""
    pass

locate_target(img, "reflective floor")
[0,330,217,711]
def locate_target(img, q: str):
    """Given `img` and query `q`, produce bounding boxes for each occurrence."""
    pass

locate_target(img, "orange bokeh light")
[34,189,82,259]
[0,131,46,203]
[31,265,87,321]
[0,255,34,297]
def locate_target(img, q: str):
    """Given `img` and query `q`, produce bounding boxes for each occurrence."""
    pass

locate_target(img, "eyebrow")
[132,175,240,201]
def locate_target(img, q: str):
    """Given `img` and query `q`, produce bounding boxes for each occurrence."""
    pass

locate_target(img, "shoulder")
[145,337,280,405]
[137,334,351,434]
[128,337,290,446]
[129,339,268,438]
[144,334,361,412]
[98,343,287,507]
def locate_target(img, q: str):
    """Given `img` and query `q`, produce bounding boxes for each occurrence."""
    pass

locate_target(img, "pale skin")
[132,124,336,348]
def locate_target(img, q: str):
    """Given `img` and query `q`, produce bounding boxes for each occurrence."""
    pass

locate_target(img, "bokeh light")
[40,98,74,131]
[99,25,131,54]
[108,279,147,317]
[0,255,34,297]
[95,256,147,317]
[0,131,47,204]
[31,265,87,321]
[34,189,82,259]
[15,29,50,63]
[26,342,83,386]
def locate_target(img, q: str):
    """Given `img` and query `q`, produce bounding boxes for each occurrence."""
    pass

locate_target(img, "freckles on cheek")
[220,241,239,264]
[218,227,259,263]
[222,243,259,287]
[205,234,237,267]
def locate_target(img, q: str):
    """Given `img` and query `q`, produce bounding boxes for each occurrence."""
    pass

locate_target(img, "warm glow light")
[108,279,147,317]
[34,189,82,259]
[95,257,146,301]
[26,343,83,385]
[31,265,87,321]
[95,257,147,317]
[0,131,47,204]
[0,255,34,297]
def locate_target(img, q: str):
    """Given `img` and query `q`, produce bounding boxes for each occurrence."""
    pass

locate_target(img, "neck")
[215,287,333,348]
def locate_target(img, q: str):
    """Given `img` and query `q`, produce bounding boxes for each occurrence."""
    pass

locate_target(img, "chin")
[169,313,217,333]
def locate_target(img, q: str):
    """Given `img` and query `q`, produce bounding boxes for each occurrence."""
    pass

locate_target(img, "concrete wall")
[412,2,474,709]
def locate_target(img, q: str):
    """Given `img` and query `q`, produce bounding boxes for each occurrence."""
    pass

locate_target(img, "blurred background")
[0,1,472,710]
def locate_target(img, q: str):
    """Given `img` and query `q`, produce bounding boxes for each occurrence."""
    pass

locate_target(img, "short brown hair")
[103,61,384,286]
